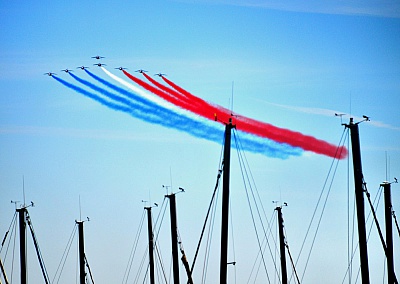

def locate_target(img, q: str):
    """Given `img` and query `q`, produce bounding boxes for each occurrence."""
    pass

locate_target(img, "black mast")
[347,118,370,284]
[220,119,233,284]
[76,220,86,284]
[17,207,27,284]
[276,206,288,284]
[166,193,180,284]
[382,181,395,284]
[145,207,155,284]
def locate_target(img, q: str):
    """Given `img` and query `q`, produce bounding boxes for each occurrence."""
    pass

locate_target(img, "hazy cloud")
[186,0,400,18]
[261,101,400,131]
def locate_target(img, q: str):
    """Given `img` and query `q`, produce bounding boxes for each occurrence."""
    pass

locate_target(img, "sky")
[0,1,399,283]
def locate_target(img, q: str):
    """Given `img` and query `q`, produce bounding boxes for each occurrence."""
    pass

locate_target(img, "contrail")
[262,100,400,132]
[54,73,302,158]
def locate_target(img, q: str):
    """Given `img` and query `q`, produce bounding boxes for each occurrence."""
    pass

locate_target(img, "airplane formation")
[46,56,166,78]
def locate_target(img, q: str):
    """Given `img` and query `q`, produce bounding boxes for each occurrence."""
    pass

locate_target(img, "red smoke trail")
[126,71,347,159]
[162,76,347,159]
[123,70,220,121]
[142,72,232,121]
[142,73,192,105]
[237,116,347,159]
[161,75,230,114]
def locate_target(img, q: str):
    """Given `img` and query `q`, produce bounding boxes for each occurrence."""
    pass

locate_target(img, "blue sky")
[1,1,399,283]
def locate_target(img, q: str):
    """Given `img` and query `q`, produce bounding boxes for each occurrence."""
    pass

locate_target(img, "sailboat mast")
[382,182,395,284]
[145,207,155,284]
[276,206,288,284]
[347,118,370,284]
[17,207,27,284]
[76,221,86,284]
[166,193,180,284]
[220,119,233,284]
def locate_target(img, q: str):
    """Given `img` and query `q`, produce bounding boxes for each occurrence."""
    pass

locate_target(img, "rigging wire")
[0,212,17,255]
[133,247,148,284]
[153,198,169,283]
[229,192,237,284]
[26,212,50,284]
[154,246,168,284]
[187,137,224,283]
[0,211,17,282]
[247,209,278,284]
[341,185,384,283]
[282,221,300,284]
[365,185,388,254]
[291,127,347,280]
[355,186,384,284]
[347,127,352,284]
[349,186,357,284]
[393,211,400,238]
[154,242,168,284]
[286,243,301,284]
[364,185,399,284]
[84,254,95,284]
[300,133,347,281]
[191,164,222,275]
[233,130,276,283]
[235,130,291,282]
[122,209,146,284]
[53,223,78,284]
[11,211,18,284]
[0,212,17,284]
[201,183,220,284]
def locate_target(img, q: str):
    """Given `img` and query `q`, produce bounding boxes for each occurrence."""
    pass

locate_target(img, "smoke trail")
[52,76,131,113]
[101,67,176,113]
[123,70,227,124]
[142,72,201,108]
[54,75,225,140]
[84,69,150,111]
[142,72,232,124]
[67,72,216,135]
[55,71,303,159]
[69,72,152,113]
[161,75,216,110]
[155,76,348,159]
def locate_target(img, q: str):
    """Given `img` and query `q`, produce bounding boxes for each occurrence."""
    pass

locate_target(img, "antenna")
[386,151,388,181]
[79,195,82,221]
[170,167,173,192]
[349,91,352,120]
[23,175,26,207]
[231,81,234,114]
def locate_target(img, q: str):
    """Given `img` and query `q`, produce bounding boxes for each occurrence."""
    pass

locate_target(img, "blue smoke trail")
[53,75,225,141]
[84,69,149,108]
[53,76,131,113]
[69,72,150,111]
[53,74,302,159]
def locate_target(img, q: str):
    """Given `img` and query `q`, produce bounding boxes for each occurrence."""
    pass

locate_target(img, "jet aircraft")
[94,63,106,67]
[77,66,89,70]
[155,73,166,77]
[92,55,105,60]
[135,69,147,73]
[115,67,127,71]
[44,72,56,76]
[61,69,73,73]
